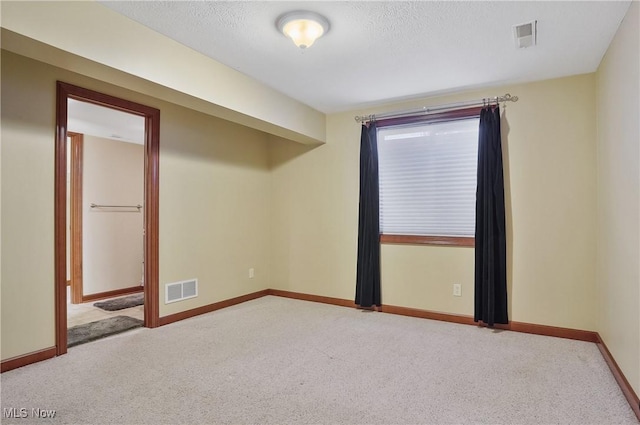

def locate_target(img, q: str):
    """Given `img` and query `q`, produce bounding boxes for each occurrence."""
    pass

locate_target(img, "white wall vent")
[165,279,198,304]
[513,20,537,48]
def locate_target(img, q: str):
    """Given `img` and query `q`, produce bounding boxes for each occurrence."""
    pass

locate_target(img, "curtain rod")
[354,93,518,123]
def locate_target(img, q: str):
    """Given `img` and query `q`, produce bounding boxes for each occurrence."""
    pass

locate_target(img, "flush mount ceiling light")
[276,11,330,49]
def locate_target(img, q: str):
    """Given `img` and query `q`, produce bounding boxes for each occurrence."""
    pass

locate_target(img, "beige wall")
[82,136,144,295]
[271,74,598,331]
[596,1,640,395]
[158,100,271,316]
[1,51,272,359]
[1,51,57,358]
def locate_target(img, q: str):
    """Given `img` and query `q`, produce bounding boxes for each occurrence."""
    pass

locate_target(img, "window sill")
[380,234,475,247]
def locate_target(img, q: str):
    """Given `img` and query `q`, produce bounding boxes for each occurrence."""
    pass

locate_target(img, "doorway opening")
[55,82,160,355]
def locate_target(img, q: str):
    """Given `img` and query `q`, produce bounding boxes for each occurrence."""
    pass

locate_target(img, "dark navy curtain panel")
[355,123,381,307]
[474,106,508,326]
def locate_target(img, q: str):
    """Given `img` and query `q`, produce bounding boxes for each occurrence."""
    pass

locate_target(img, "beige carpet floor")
[1,296,637,424]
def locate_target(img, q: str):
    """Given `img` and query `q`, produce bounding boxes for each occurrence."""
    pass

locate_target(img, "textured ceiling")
[99,1,631,113]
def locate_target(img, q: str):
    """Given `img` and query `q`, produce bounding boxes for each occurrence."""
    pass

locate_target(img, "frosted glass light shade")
[277,11,330,49]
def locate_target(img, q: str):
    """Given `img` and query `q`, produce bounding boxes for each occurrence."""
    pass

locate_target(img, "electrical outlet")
[249,268,255,279]
[453,283,461,297]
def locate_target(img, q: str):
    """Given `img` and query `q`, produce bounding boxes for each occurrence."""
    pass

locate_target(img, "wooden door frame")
[55,81,160,356]
[68,132,84,304]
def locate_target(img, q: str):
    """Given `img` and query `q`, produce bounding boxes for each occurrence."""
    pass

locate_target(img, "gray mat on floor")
[93,293,144,311]
[68,316,143,347]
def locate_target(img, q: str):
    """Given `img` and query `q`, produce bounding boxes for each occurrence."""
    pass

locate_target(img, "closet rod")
[90,203,142,210]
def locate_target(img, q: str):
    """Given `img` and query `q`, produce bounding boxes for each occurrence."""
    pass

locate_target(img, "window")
[377,108,480,246]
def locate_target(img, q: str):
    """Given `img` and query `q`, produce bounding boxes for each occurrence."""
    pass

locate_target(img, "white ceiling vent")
[165,279,198,304]
[513,20,537,49]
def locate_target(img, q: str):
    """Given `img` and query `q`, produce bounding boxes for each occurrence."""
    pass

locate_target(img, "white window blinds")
[377,117,479,237]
